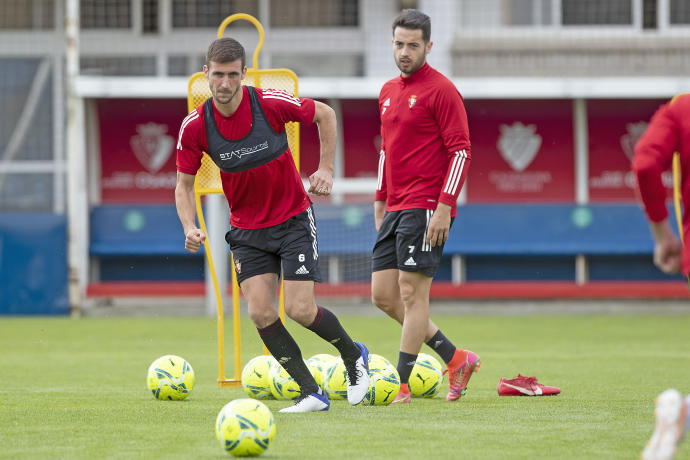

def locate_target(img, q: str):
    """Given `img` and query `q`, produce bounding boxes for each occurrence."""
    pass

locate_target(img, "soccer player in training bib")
[372,9,480,404]
[175,38,369,413]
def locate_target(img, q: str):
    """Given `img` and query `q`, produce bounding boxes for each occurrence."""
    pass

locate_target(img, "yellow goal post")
[186,13,296,387]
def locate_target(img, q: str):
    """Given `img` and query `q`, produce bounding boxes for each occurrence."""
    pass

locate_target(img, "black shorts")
[372,209,454,278]
[225,206,321,284]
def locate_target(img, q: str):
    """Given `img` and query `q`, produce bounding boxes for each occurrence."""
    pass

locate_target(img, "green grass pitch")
[2,313,689,459]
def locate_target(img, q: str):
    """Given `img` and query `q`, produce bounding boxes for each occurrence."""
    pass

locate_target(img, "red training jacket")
[633,93,690,275]
[375,62,471,217]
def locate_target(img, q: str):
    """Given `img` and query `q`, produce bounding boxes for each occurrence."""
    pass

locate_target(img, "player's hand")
[185,228,206,253]
[308,168,333,196]
[650,220,682,274]
[654,237,682,274]
[426,203,451,248]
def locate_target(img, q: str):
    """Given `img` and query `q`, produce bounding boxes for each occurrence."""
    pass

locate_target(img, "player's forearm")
[175,177,198,234]
[374,200,385,231]
[374,200,385,219]
[650,219,675,244]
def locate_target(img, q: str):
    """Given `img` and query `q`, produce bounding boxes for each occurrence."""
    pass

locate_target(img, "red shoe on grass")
[497,374,560,396]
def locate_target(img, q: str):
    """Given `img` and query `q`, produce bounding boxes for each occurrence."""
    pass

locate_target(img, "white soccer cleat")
[278,391,329,413]
[642,389,687,460]
[345,342,370,405]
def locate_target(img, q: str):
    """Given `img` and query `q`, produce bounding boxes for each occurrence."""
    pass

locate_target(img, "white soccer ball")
[215,398,276,456]
[146,354,195,400]
[241,355,277,400]
[408,353,443,398]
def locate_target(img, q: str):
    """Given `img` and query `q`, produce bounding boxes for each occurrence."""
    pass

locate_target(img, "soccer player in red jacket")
[634,95,690,459]
[372,9,480,404]
[175,38,369,413]
[633,93,690,277]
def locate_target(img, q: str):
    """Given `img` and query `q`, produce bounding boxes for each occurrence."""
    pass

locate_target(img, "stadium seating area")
[86,203,688,299]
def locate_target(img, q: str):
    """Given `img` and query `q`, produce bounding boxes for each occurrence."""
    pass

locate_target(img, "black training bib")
[204,86,289,173]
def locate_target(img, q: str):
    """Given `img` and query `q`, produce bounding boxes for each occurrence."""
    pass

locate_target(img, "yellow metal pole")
[217,13,264,70]
[230,254,242,380]
[195,192,229,384]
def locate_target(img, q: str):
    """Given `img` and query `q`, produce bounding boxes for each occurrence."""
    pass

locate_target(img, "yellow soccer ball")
[306,353,335,389]
[367,353,393,372]
[215,398,276,457]
[408,353,443,398]
[364,354,400,406]
[146,354,195,400]
[323,357,348,400]
[268,363,301,401]
[241,355,277,400]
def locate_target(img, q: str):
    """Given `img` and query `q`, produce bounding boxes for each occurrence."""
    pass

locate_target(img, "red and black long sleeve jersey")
[375,62,471,217]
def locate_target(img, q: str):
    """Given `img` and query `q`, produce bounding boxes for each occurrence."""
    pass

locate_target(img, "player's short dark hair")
[206,37,246,68]
[392,9,431,43]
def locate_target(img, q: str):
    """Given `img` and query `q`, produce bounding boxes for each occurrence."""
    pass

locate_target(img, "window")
[561,0,632,25]
[81,57,157,76]
[172,0,258,28]
[506,0,552,26]
[271,0,358,27]
[670,0,690,25]
[0,0,55,29]
[81,0,131,29]
[143,0,159,33]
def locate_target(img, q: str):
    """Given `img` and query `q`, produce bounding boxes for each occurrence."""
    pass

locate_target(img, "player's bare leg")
[241,273,280,328]
[388,271,432,403]
[283,279,319,326]
[372,268,439,339]
[398,270,433,354]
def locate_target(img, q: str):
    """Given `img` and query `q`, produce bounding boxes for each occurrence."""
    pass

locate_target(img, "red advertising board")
[587,99,669,202]
[97,99,187,203]
[300,99,380,178]
[341,99,381,178]
[464,100,574,202]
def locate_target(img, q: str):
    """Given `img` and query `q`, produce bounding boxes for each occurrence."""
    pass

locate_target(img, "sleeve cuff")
[647,207,669,223]
[438,193,457,207]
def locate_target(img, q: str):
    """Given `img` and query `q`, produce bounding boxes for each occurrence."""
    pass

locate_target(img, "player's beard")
[395,54,425,76]
[214,85,241,105]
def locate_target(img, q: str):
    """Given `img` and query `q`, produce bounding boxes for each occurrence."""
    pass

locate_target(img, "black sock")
[397,351,418,385]
[307,306,360,363]
[425,329,457,364]
[257,319,318,395]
